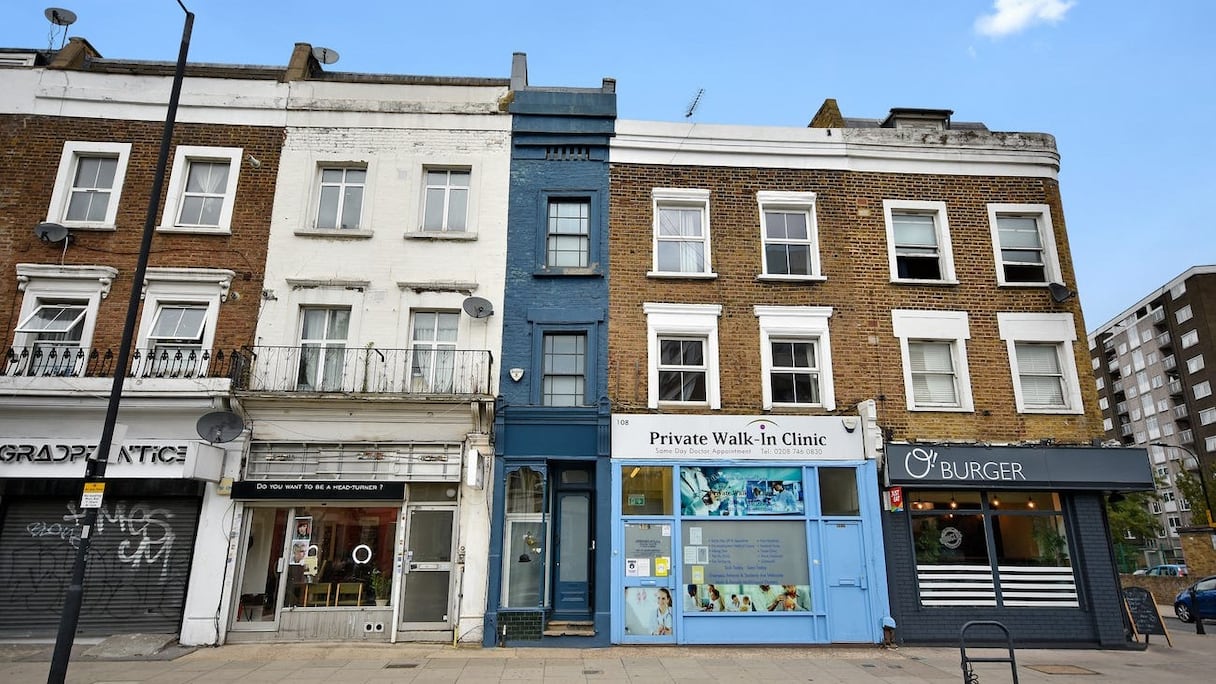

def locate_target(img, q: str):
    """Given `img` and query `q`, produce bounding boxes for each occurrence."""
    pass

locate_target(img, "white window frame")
[46,141,132,231]
[134,267,234,375]
[1195,381,1212,400]
[997,312,1084,415]
[12,264,116,373]
[755,306,835,410]
[1187,355,1205,374]
[312,164,368,232]
[1180,330,1199,349]
[883,199,956,284]
[1176,305,1193,324]
[891,310,974,412]
[420,167,472,234]
[757,191,822,281]
[1199,408,1216,426]
[644,302,721,409]
[159,146,242,234]
[987,203,1061,287]
[649,188,714,279]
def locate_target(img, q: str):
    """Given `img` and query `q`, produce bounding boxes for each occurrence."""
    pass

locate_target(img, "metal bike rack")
[959,620,1018,684]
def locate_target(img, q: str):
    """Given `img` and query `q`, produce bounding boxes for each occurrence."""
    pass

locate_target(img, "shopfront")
[882,443,1153,648]
[225,442,469,643]
[0,436,223,638]
[610,414,890,645]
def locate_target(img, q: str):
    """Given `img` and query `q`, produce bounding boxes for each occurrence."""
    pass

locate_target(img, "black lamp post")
[47,4,194,682]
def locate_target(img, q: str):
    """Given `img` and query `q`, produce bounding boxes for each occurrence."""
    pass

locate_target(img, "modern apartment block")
[1089,265,1216,566]
[606,101,1151,648]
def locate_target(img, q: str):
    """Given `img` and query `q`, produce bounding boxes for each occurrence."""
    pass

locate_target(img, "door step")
[543,620,595,637]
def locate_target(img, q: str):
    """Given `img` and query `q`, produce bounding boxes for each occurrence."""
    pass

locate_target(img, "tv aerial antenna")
[684,88,705,118]
[196,410,245,444]
[44,7,76,51]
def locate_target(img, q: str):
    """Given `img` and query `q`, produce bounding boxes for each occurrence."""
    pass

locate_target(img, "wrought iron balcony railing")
[2,345,248,380]
[234,345,492,396]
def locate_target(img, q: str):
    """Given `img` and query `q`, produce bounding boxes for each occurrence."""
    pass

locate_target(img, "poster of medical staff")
[679,466,804,516]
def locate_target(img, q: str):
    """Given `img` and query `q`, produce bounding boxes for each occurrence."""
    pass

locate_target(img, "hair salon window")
[502,466,546,608]
[910,490,1076,607]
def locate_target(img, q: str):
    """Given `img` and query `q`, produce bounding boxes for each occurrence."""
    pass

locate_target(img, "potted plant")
[370,568,392,606]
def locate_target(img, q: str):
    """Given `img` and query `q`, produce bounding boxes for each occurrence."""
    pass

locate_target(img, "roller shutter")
[0,496,200,637]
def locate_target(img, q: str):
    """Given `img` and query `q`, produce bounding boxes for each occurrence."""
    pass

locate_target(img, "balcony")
[1151,308,1167,327]
[1163,354,1176,371]
[234,346,492,396]
[1112,379,1126,396]
[2,345,246,380]
[1157,332,1173,349]
[1120,422,1134,437]
[1168,379,1184,396]
[1116,401,1129,415]
[1174,404,1190,421]
[1179,429,1194,445]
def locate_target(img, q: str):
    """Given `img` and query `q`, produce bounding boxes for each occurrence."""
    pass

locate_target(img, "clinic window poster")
[679,466,804,517]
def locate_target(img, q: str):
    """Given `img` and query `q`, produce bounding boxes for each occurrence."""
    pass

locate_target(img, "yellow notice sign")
[81,482,105,509]
[655,557,670,577]
[690,565,704,584]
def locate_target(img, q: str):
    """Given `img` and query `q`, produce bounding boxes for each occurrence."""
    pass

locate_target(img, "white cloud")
[975,0,1076,37]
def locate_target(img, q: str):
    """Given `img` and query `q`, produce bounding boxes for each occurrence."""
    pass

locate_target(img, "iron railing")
[1,345,248,380]
[234,345,492,396]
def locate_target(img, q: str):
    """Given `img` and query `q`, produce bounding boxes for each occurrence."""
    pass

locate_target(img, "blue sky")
[3,0,1213,329]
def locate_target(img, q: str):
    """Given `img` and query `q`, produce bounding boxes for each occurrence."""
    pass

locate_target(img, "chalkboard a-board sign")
[1123,586,1172,646]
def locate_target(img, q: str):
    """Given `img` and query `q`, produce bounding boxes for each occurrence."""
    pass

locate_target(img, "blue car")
[1173,575,1216,623]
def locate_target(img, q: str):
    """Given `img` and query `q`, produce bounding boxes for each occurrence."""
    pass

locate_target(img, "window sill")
[54,222,117,232]
[996,281,1052,288]
[295,228,374,239]
[908,405,974,413]
[403,230,477,241]
[156,225,232,236]
[646,271,718,280]
[1016,406,1084,415]
[890,278,959,286]
[533,267,603,278]
[756,274,826,283]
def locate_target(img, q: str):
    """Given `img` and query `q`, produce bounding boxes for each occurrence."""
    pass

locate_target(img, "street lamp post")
[47,4,194,683]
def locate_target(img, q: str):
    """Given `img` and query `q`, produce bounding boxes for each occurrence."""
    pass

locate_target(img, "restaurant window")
[910,490,1076,607]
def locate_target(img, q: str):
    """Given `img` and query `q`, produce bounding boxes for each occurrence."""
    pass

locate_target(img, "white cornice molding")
[611,119,1060,179]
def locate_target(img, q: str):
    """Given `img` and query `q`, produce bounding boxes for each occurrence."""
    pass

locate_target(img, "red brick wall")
[608,162,1104,444]
[0,114,283,352]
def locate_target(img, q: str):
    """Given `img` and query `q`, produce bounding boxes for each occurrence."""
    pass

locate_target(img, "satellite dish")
[1047,282,1075,303]
[45,7,77,26]
[311,46,339,65]
[196,411,245,444]
[34,222,70,243]
[462,296,494,318]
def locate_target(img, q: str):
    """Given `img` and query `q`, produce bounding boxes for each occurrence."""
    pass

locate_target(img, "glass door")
[552,491,592,619]
[621,520,675,643]
[399,506,455,630]
[230,507,289,631]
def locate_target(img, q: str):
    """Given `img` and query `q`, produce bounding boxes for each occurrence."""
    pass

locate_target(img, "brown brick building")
[606,103,1152,648]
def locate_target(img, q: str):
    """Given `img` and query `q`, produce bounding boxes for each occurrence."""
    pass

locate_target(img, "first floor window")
[14,301,87,375]
[146,304,207,374]
[1015,342,1066,408]
[422,168,469,232]
[909,341,960,407]
[410,311,458,393]
[658,337,707,403]
[542,333,586,406]
[316,167,365,229]
[298,307,349,391]
[769,339,820,405]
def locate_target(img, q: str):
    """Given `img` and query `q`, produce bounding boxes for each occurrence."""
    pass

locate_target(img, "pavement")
[1,613,1211,683]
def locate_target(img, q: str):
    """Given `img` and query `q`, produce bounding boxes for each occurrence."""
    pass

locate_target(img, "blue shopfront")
[610,414,891,645]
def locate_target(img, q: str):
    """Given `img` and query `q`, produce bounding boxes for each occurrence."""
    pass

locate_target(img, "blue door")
[823,520,872,642]
[552,491,592,619]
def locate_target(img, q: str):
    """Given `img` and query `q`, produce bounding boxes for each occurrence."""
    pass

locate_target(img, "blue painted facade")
[484,55,616,646]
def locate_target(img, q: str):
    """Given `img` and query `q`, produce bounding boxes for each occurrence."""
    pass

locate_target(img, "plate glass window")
[763,210,812,276]
[770,339,820,405]
[892,212,941,280]
[66,156,118,222]
[423,169,469,232]
[542,333,586,406]
[546,199,590,267]
[316,168,365,229]
[298,307,349,391]
[658,337,707,402]
[410,312,458,392]
[909,341,959,407]
[178,161,231,227]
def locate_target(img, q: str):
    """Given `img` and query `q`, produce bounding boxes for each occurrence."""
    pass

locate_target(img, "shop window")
[680,519,812,613]
[910,490,1076,607]
[502,467,546,608]
[621,465,673,516]
[298,307,350,391]
[234,505,397,622]
[818,468,859,516]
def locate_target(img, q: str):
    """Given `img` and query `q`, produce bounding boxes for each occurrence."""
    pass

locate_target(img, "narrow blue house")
[484,54,616,646]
